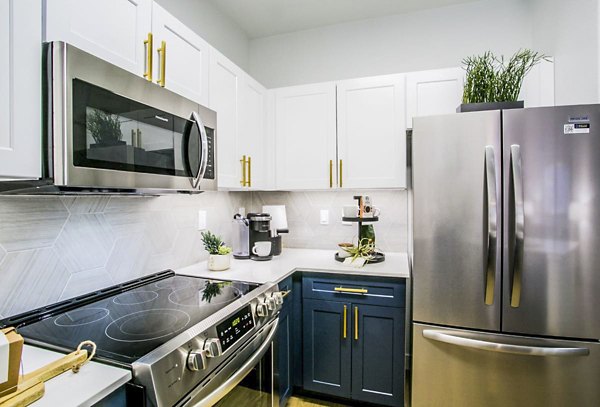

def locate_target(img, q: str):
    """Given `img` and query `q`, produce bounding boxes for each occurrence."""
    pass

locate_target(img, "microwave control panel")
[204,127,215,179]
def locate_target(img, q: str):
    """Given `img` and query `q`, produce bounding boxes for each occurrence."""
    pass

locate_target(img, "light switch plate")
[198,210,207,230]
[320,209,329,225]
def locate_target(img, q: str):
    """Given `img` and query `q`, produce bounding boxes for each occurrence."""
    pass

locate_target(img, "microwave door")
[183,112,208,189]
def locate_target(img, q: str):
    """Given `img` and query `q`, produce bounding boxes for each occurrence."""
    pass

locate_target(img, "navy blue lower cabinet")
[351,304,405,407]
[302,299,352,398]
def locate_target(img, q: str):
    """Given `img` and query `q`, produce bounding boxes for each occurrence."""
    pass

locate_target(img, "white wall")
[248,0,533,88]
[155,0,250,70]
[531,0,599,105]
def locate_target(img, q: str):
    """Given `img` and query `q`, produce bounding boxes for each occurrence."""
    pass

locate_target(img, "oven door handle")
[195,318,279,407]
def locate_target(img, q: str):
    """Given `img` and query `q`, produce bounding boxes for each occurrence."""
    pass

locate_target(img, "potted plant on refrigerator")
[201,230,232,271]
[458,49,549,112]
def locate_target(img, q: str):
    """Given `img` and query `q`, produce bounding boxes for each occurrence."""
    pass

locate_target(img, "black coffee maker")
[247,213,273,261]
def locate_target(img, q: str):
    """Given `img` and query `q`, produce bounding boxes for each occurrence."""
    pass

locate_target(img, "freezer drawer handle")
[423,330,589,357]
[484,146,498,306]
[510,145,525,308]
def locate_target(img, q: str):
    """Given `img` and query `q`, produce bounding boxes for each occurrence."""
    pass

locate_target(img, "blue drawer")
[302,275,405,308]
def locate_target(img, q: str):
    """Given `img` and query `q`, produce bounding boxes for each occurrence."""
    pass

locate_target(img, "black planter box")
[457,100,524,113]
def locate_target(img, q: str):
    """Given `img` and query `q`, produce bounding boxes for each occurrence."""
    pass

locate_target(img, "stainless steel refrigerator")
[410,105,600,407]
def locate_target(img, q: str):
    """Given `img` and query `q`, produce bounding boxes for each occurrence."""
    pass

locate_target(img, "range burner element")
[54,307,109,327]
[113,290,159,305]
[106,309,191,342]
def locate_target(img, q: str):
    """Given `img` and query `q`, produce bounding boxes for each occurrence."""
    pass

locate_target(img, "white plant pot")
[208,254,231,271]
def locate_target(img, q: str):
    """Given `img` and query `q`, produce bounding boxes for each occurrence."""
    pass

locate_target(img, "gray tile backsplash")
[0,189,407,318]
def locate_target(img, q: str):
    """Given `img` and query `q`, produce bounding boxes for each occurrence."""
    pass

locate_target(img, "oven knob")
[256,302,269,317]
[204,338,223,358]
[265,297,277,312]
[187,349,207,371]
[272,292,285,306]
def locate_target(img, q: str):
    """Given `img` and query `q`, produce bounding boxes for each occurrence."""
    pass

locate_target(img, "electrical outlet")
[198,210,207,231]
[320,209,329,225]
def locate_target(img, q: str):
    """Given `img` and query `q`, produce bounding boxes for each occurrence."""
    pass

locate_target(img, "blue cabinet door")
[303,299,352,398]
[351,304,405,406]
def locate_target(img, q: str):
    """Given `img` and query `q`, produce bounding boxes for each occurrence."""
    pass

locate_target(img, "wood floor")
[286,395,351,407]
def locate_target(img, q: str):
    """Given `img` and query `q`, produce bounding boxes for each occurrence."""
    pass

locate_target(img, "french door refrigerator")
[410,105,600,407]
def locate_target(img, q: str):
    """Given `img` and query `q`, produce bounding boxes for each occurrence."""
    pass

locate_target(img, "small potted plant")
[201,230,232,271]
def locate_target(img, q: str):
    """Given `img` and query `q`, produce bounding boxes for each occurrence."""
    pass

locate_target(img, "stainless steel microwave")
[1,41,217,194]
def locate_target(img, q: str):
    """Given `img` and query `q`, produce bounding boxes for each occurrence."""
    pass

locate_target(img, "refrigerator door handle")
[484,146,498,305]
[423,330,590,357]
[510,144,525,308]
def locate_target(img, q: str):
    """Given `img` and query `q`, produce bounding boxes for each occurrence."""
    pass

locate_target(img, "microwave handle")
[189,111,208,189]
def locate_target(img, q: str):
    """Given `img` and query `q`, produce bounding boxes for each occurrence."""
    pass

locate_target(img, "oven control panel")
[216,304,254,352]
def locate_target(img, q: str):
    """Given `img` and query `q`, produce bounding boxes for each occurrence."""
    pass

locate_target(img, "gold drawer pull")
[143,32,153,81]
[334,287,368,294]
[354,306,359,340]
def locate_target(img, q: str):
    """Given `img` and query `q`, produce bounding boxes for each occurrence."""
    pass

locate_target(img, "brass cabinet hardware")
[354,306,358,340]
[247,156,252,187]
[281,290,291,298]
[143,33,153,81]
[343,305,347,339]
[156,40,166,87]
[334,287,368,294]
[329,159,333,188]
[240,155,247,186]
[339,159,343,188]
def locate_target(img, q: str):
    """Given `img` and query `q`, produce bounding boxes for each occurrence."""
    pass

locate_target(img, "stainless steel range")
[0,270,286,407]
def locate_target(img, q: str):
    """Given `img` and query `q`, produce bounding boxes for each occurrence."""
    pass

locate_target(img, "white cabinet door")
[337,74,406,189]
[209,49,242,189]
[274,83,337,190]
[152,3,210,106]
[44,0,151,76]
[239,75,269,190]
[0,0,41,179]
[406,68,464,127]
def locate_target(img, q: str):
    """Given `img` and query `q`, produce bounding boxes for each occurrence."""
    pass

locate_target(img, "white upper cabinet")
[238,76,268,190]
[274,83,337,190]
[0,0,42,179]
[151,3,210,106]
[406,67,464,127]
[210,49,242,189]
[44,0,151,76]
[209,50,269,190]
[337,74,407,189]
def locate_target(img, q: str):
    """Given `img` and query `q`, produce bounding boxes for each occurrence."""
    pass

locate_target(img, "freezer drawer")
[412,323,600,407]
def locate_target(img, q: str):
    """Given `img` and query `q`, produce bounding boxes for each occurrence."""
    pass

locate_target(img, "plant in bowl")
[341,238,376,266]
[201,230,232,271]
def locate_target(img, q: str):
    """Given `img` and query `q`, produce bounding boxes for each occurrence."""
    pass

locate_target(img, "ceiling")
[208,0,480,39]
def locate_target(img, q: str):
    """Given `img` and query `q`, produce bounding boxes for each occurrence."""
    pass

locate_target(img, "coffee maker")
[247,213,273,261]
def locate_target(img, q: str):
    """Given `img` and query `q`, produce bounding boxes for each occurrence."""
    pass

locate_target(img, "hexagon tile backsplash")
[0,189,408,318]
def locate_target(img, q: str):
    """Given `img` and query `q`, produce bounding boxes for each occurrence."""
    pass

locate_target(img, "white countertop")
[176,248,410,283]
[21,345,131,407]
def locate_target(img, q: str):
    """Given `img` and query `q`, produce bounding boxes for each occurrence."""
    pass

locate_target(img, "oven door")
[50,41,217,192]
[182,319,279,407]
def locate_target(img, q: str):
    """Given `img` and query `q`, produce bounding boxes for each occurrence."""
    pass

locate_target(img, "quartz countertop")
[176,248,410,283]
[21,345,131,406]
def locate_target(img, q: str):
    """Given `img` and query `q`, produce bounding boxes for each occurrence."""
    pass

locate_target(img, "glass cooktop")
[9,272,257,365]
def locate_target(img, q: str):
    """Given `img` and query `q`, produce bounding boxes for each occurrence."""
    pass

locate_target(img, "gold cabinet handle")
[247,156,252,187]
[240,155,247,186]
[354,306,359,340]
[329,159,333,188]
[334,287,368,294]
[143,32,153,81]
[343,305,347,339]
[156,40,166,87]
[339,159,343,188]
